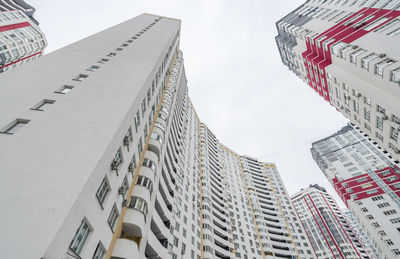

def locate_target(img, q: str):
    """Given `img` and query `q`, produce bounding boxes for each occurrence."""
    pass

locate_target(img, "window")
[1,119,29,134]
[375,19,400,32]
[392,68,400,83]
[147,89,151,105]
[383,209,397,216]
[107,205,119,231]
[87,65,100,72]
[73,74,88,81]
[364,108,370,121]
[350,49,366,63]
[366,189,379,195]
[69,219,91,255]
[353,100,359,113]
[120,177,129,196]
[55,85,73,94]
[376,59,396,76]
[362,53,378,69]
[142,158,157,172]
[390,217,400,224]
[388,27,400,37]
[129,196,148,217]
[123,127,133,150]
[129,154,137,173]
[136,175,153,194]
[390,127,399,141]
[364,17,389,31]
[96,177,110,207]
[134,111,140,132]
[98,58,109,64]
[377,116,383,130]
[111,148,123,171]
[138,137,143,155]
[377,202,390,208]
[31,99,55,111]
[141,98,146,117]
[92,243,106,259]
[107,52,116,57]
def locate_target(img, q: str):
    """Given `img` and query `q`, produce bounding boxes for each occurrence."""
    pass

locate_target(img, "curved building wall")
[0,13,314,259]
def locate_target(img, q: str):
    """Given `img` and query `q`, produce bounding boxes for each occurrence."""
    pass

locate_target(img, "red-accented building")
[276,0,400,162]
[0,0,46,73]
[311,123,400,258]
[291,184,369,259]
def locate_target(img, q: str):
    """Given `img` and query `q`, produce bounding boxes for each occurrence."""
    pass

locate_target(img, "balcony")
[111,238,139,259]
[148,129,164,160]
[123,206,146,238]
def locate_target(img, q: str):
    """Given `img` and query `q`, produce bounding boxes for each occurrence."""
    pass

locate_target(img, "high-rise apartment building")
[275,0,400,161]
[0,14,315,259]
[291,184,369,259]
[0,0,47,73]
[312,124,400,258]
[344,209,381,258]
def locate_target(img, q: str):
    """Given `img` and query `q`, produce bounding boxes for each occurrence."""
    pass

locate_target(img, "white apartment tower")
[276,0,400,161]
[311,124,400,258]
[291,184,369,259]
[0,14,315,259]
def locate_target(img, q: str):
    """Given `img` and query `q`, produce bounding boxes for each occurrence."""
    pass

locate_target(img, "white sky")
[30,0,349,206]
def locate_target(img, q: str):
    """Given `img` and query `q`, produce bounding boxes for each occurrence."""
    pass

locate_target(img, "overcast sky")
[30,0,349,207]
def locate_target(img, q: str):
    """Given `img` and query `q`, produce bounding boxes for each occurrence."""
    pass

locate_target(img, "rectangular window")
[376,59,396,76]
[92,243,106,259]
[138,137,143,155]
[393,115,400,125]
[388,27,400,37]
[55,85,73,94]
[134,111,140,132]
[96,178,110,207]
[350,49,366,63]
[31,99,55,111]
[69,220,91,255]
[377,116,384,130]
[363,17,389,31]
[391,68,400,83]
[375,19,399,32]
[87,65,100,72]
[364,108,370,121]
[1,119,29,134]
[98,58,109,64]
[390,127,399,141]
[129,154,137,173]
[107,205,119,231]
[73,74,88,81]
[147,89,151,105]
[141,98,146,117]
[362,53,378,69]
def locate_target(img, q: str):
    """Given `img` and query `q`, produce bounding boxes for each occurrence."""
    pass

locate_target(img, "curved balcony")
[138,166,155,184]
[148,130,164,160]
[142,151,158,174]
[132,185,151,206]
[146,229,169,259]
[123,205,146,238]
[111,238,139,259]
